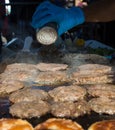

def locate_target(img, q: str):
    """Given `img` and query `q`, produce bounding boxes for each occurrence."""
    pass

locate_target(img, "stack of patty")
[86,84,115,115]
[71,64,115,84]
[0,62,69,86]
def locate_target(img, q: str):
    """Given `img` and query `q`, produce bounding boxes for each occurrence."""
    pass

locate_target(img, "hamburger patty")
[73,100,91,117]
[3,63,38,73]
[0,69,39,83]
[9,86,50,103]
[86,84,115,98]
[51,100,91,118]
[50,101,76,118]
[75,64,113,75]
[72,74,114,84]
[48,85,87,102]
[36,63,68,72]
[88,97,115,115]
[9,100,50,118]
[71,64,115,84]
[0,80,24,95]
[1,63,39,82]
[34,71,69,86]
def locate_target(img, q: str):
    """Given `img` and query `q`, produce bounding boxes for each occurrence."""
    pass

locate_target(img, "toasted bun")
[0,118,34,130]
[88,120,115,130]
[35,118,84,130]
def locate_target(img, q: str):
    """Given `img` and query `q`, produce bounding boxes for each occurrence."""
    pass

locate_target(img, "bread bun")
[35,118,84,130]
[88,120,115,130]
[0,118,34,130]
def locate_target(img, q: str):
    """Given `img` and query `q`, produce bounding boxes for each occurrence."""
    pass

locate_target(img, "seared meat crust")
[36,63,68,72]
[9,86,50,103]
[86,84,115,98]
[50,100,91,118]
[0,80,24,95]
[88,97,115,115]
[9,100,50,118]
[48,85,86,102]
[50,101,76,117]
[34,71,69,86]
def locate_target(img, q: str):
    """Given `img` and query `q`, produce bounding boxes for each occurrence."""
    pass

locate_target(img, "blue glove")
[31,1,85,35]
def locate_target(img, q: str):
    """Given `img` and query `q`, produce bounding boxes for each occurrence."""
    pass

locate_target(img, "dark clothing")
[10,0,42,23]
[0,34,2,55]
[0,0,5,58]
[0,0,6,19]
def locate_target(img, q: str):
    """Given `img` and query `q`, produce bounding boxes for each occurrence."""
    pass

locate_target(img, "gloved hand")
[31,1,85,35]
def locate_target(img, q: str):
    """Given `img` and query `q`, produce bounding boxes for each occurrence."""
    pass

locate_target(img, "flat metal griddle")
[0,86,115,130]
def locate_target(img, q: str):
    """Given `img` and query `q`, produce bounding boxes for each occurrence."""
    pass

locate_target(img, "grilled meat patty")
[9,86,50,103]
[9,100,50,118]
[50,101,76,118]
[71,64,115,84]
[34,71,69,86]
[86,84,115,98]
[88,97,115,115]
[36,62,68,72]
[48,85,87,102]
[0,80,24,95]
[50,100,91,118]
